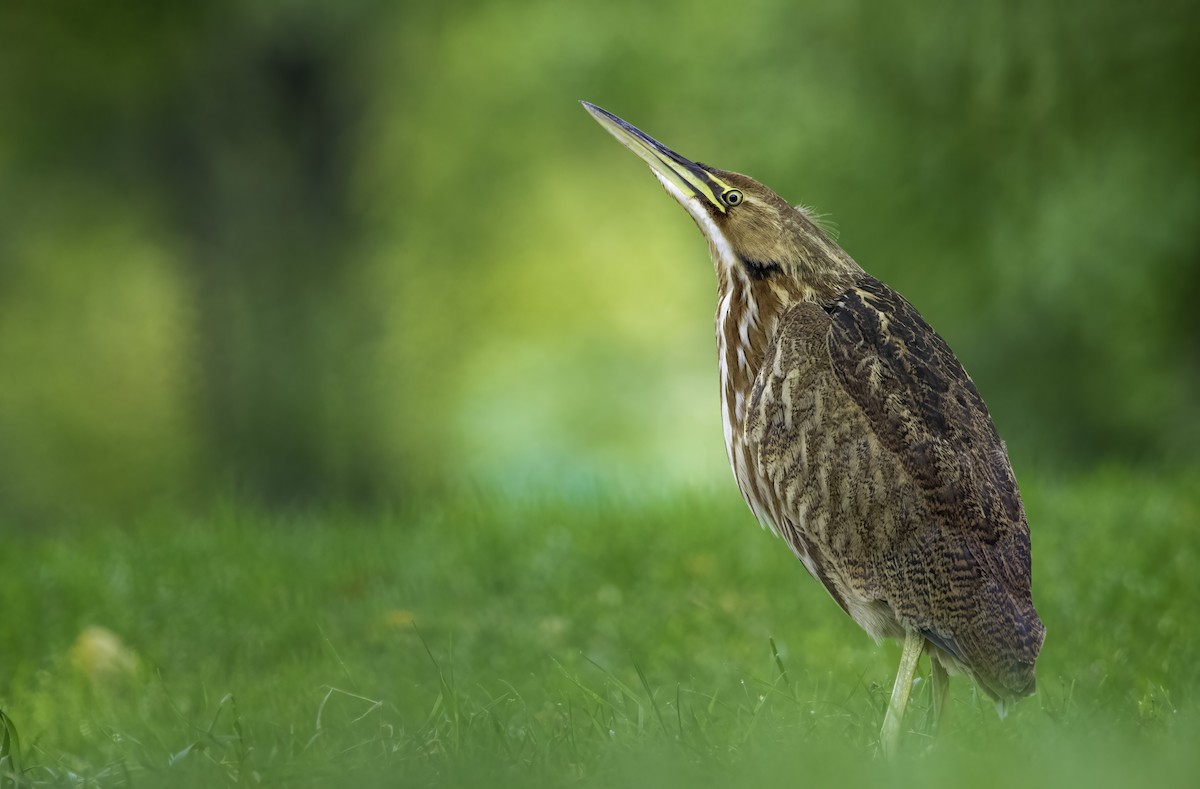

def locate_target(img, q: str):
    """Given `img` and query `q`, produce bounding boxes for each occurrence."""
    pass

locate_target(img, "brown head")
[582,102,867,447]
[581,102,863,309]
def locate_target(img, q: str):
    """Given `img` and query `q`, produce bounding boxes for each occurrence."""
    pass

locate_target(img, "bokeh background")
[1,0,1197,523]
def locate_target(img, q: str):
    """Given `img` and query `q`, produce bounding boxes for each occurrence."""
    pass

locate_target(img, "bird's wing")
[744,276,1042,698]
[823,276,1029,585]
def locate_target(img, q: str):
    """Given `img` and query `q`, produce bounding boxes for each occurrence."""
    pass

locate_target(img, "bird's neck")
[714,267,791,524]
[717,268,773,410]
[714,261,856,509]
[714,267,792,453]
[715,264,833,414]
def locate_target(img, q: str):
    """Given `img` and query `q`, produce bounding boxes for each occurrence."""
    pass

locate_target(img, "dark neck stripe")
[741,257,783,280]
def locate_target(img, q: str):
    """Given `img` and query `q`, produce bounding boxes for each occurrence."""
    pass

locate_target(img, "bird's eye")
[723,189,744,207]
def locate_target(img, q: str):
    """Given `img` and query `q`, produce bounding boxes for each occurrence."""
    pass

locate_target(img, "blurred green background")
[1,0,1196,518]
[3,2,1200,785]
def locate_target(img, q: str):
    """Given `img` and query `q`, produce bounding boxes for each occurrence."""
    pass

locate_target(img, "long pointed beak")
[581,101,730,213]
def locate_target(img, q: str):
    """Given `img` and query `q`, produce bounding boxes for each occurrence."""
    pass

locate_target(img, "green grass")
[1,467,1198,787]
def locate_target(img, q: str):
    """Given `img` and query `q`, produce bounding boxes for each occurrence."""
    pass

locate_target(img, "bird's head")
[582,101,861,302]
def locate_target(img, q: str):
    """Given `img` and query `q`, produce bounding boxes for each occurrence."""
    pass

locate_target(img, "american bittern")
[582,101,1045,756]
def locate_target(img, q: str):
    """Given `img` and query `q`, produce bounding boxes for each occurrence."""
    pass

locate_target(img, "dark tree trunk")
[154,21,389,505]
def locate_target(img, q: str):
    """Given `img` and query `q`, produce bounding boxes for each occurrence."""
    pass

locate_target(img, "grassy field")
[1,466,1197,787]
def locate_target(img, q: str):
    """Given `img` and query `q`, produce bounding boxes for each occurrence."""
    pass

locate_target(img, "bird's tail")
[928,595,1044,704]
[974,599,1045,702]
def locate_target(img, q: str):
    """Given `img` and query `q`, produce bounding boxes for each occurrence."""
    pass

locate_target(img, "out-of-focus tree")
[0,1,400,514]
[148,8,387,504]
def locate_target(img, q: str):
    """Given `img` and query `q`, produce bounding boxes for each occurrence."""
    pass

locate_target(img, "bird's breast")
[715,270,787,534]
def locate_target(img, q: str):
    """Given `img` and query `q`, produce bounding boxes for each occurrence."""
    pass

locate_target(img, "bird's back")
[740,275,1045,701]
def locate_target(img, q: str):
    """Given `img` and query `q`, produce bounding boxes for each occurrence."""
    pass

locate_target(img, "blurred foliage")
[0,0,1197,518]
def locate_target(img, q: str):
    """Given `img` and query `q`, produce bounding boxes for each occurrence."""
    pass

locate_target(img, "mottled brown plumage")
[747,277,1042,699]
[582,102,1045,750]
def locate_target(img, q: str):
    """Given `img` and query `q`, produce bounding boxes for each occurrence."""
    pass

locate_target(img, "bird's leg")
[929,653,949,734]
[880,629,924,759]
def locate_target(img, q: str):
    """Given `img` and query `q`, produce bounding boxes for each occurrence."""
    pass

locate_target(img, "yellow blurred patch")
[383,609,417,628]
[685,552,716,578]
[539,615,567,640]
[69,626,140,683]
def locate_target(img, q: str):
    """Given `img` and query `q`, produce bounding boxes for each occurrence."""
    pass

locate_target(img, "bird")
[581,101,1045,756]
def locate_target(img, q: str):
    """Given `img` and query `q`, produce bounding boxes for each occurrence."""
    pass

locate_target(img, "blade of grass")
[632,660,669,737]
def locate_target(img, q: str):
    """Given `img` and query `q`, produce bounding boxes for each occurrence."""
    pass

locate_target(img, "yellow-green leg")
[880,629,924,759]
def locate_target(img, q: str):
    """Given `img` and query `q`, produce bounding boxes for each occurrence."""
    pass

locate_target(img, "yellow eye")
[723,189,744,207]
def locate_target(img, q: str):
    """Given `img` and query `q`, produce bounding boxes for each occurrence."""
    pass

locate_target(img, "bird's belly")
[733,385,915,641]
